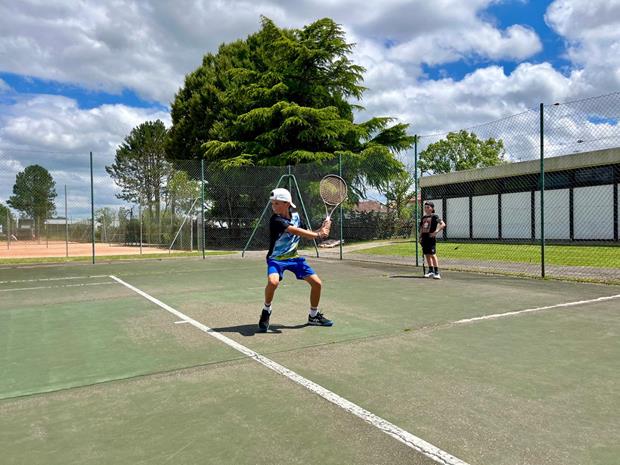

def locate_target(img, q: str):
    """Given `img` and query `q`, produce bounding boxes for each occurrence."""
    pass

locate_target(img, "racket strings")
[320,177,347,206]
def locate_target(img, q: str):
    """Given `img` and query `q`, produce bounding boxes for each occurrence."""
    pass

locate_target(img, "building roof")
[353,200,388,213]
[420,147,620,188]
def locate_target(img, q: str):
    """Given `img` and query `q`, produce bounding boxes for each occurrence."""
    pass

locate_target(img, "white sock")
[309,308,318,317]
[264,303,272,314]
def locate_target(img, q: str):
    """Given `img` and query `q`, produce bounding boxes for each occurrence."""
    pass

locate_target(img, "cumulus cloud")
[0,1,283,103]
[545,0,620,94]
[388,21,541,65]
[0,94,169,215]
[0,78,11,93]
[0,0,545,105]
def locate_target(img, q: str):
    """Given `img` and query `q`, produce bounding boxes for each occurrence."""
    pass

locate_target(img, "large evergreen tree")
[168,17,414,172]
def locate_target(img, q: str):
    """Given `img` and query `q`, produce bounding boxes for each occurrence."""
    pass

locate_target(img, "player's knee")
[267,275,280,287]
[311,277,322,290]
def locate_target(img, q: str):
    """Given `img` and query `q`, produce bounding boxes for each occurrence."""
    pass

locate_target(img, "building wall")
[535,189,570,240]
[472,195,498,239]
[420,149,619,243]
[446,197,469,238]
[573,185,614,240]
[501,192,531,239]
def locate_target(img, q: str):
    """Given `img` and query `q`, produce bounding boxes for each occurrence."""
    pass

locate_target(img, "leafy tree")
[378,170,415,219]
[106,120,172,221]
[419,130,505,174]
[7,165,57,237]
[168,16,414,173]
[167,170,201,217]
[0,203,14,237]
[95,207,115,242]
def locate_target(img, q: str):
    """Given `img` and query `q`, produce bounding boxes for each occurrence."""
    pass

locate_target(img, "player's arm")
[287,219,331,240]
[430,220,446,237]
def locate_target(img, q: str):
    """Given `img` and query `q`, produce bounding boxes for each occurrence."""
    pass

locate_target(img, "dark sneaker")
[308,312,333,327]
[258,309,271,332]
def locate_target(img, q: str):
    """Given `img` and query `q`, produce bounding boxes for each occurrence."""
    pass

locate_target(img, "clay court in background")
[0,240,173,259]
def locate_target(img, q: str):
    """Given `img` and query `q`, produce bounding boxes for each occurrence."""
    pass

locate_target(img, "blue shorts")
[267,257,316,280]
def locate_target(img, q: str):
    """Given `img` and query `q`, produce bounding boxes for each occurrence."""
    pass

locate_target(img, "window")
[575,166,614,185]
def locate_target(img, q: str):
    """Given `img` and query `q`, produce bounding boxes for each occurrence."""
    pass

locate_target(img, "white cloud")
[0,78,10,93]
[0,0,545,105]
[0,94,169,215]
[545,0,620,94]
[359,62,573,132]
[389,22,541,65]
[0,1,283,103]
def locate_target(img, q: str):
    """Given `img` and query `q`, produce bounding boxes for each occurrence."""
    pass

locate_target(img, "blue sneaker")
[308,312,333,326]
[258,309,270,332]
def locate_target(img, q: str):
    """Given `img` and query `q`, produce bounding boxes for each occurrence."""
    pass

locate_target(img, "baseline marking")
[0,282,114,293]
[0,275,108,285]
[454,294,620,325]
[110,275,468,465]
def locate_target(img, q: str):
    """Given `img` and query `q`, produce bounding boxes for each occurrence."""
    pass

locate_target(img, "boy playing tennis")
[258,188,333,332]
[419,201,446,279]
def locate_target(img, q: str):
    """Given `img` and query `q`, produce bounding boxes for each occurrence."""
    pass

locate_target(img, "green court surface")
[1,257,619,465]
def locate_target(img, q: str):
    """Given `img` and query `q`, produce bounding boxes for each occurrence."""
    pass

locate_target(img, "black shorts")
[421,236,436,255]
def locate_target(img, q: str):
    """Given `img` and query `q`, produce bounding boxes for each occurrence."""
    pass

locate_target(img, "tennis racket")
[319,174,348,220]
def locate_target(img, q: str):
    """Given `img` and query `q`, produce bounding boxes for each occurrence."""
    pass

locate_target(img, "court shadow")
[209,323,308,337]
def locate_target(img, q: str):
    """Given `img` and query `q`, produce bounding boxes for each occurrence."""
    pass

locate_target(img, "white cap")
[269,188,296,208]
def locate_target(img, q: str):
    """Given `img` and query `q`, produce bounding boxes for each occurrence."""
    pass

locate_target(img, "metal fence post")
[65,185,69,258]
[414,136,419,267]
[339,154,343,260]
[201,159,206,259]
[539,103,545,278]
[6,209,10,249]
[90,151,95,264]
[139,200,143,255]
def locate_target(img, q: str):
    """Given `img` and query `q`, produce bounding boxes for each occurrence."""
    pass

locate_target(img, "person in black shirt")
[419,201,446,279]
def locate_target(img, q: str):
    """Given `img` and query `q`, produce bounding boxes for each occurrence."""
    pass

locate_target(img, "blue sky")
[0,0,619,216]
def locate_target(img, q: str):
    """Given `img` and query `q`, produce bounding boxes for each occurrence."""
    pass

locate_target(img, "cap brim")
[290,202,296,209]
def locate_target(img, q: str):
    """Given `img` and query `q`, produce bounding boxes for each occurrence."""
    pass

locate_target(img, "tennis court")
[1,256,619,465]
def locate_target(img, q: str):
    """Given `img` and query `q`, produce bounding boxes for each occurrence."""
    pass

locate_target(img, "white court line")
[454,293,620,325]
[0,282,114,293]
[0,275,108,285]
[110,275,469,465]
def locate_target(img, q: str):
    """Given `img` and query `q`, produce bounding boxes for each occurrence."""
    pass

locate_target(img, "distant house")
[353,200,388,213]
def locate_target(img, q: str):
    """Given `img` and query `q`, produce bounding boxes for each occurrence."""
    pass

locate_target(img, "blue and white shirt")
[267,212,303,260]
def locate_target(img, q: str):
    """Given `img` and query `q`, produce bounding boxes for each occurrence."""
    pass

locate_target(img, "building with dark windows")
[420,147,620,243]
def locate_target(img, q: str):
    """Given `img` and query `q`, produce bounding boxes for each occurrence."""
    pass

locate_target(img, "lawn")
[356,241,620,268]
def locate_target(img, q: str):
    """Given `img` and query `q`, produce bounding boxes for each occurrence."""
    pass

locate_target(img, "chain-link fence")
[418,93,620,283]
[1,92,619,283]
